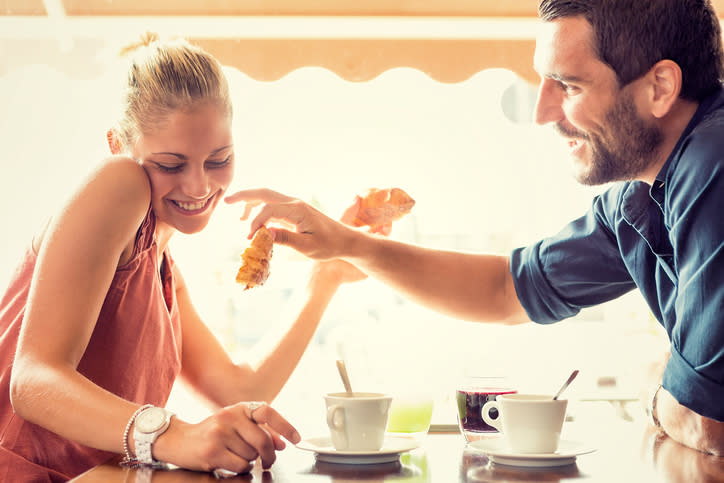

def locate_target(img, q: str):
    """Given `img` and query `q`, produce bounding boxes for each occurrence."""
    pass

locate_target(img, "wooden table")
[71,405,724,483]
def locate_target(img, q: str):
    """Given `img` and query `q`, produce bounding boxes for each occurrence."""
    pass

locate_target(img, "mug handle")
[326,404,345,430]
[481,400,503,431]
[326,404,347,449]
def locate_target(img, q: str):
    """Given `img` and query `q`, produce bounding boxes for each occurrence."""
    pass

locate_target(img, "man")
[226,0,724,454]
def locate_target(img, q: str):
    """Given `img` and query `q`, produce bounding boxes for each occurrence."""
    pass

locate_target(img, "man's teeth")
[175,200,207,211]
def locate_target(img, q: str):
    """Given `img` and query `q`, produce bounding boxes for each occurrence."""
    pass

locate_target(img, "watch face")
[136,407,168,433]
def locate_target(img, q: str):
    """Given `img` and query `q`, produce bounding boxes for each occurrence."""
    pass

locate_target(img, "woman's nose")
[182,166,211,198]
[534,79,564,126]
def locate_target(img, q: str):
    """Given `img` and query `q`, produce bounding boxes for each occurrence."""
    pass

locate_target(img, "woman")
[0,33,367,481]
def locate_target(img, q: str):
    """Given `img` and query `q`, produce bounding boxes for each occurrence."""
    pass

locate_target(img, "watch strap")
[132,406,174,466]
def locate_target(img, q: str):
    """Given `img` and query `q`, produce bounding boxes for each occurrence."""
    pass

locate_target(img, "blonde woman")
[0,34,365,481]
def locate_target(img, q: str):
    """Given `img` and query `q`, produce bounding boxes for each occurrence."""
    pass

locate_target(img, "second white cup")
[482,394,567,454]
[325,392,392,451]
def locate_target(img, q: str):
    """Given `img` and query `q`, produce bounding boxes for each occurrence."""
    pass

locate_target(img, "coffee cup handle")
[327,404,345,430]
[326,404,347,448]
[481,400,503,432]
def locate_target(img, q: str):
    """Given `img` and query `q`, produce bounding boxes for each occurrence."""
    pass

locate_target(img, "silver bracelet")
[122,404,154,465]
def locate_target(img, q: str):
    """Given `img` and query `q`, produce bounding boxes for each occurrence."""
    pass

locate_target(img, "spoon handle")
[553,369,579,400]
[336,360,354,396]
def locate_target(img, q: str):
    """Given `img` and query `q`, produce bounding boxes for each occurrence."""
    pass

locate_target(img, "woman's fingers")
[245,402,301,446]
[218,402,301,470]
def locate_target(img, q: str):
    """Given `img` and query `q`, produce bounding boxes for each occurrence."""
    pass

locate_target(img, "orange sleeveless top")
[0,209,182,482]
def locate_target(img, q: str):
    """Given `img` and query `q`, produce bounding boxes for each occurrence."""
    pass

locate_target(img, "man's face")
[533,16,662,185]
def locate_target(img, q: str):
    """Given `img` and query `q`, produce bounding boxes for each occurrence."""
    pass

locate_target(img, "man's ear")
[106,128,123,154]
[646,59,682,119]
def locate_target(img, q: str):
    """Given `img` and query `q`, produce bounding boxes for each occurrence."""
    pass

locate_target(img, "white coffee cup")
[325,392,392,451]
[482,394,567,454]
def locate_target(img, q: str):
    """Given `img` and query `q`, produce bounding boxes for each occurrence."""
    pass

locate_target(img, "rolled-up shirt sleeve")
[511,187,637,324]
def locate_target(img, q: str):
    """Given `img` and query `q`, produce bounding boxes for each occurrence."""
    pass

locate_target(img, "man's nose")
[534,79,564,125]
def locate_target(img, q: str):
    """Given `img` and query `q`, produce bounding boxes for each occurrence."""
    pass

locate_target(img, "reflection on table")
[71,403,724,483]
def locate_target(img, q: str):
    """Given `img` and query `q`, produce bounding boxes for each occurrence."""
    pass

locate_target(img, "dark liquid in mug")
[456,387,517,433]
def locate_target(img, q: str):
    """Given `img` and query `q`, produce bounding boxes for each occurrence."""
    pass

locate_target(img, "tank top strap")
[129,205,157,259]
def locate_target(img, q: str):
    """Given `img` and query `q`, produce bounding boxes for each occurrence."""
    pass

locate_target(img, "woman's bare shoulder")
[34,156,152,254]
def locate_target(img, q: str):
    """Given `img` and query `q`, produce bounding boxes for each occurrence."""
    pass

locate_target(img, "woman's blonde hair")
[114,32,232,149]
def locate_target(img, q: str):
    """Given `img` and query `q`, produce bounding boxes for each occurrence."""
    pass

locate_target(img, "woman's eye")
[156,163,183,173]
[206,155,232,169]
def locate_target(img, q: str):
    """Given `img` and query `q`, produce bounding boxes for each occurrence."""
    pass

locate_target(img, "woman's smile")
[168,193,215,215]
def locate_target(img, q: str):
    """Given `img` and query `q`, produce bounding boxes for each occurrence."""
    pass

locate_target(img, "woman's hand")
[154,401,300,474]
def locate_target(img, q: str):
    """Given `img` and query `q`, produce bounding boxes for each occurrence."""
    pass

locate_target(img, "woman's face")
[133,102,234,235]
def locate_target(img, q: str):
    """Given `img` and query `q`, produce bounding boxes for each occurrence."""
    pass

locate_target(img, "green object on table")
[387,400,434,433]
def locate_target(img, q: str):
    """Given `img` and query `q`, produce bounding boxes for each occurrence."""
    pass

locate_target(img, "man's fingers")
[239,201,261,221]
[249,202,316,238]
[224,188,295,205]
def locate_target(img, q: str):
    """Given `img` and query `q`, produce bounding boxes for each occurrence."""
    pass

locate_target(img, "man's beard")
[557,92,663,186]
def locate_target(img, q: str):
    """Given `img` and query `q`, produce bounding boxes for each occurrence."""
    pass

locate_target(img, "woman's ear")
[647,59,682,119]
[106,128,122,154]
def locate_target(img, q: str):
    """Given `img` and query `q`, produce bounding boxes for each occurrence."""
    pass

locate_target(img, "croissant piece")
[236,226,274,290]
[352,188,415,229]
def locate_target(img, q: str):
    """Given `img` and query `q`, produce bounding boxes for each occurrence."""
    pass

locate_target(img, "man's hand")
[225,188,355,261]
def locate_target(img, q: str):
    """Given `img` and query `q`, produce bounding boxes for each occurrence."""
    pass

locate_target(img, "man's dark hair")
[538,0,724,101]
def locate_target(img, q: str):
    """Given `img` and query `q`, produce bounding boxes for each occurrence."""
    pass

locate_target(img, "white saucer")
[469,439,596,468]
[296,436,419,464]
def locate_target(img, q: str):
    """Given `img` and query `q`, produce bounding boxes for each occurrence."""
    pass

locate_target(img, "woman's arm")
[10,157,152,452]
[10,158,299,474]
[177,196,373,406]
[174,259,356,407]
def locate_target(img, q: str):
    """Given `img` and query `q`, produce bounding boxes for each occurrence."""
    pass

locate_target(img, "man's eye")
[562,83,580,94]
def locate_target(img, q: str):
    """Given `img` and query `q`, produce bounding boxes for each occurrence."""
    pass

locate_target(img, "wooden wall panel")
[1,0,46,15]
[192,38,538,84]
[61,0,540,17]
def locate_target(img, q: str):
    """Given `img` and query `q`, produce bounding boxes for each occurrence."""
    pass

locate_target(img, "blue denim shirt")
[511,87,724,422]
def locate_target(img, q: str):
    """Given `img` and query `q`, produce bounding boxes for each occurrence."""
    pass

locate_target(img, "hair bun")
[119,31,160,57]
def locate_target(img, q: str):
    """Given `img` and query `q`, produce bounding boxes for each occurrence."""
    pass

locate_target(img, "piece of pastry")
[352,188,416,229]
[236,226,274,290]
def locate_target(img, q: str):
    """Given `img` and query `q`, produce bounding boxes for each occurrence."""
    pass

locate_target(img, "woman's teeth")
[174,199,207,211]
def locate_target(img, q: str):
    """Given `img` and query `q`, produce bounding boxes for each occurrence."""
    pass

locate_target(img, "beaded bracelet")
[121,404,153,465]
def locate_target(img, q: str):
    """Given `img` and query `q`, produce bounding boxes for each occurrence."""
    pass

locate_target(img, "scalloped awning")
[3,0,724,84]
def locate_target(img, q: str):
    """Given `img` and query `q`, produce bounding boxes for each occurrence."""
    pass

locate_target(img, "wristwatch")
[133,406,174,465]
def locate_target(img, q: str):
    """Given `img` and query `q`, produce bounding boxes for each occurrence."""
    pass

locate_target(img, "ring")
[246,401,266,423]
[213,468,237,479]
